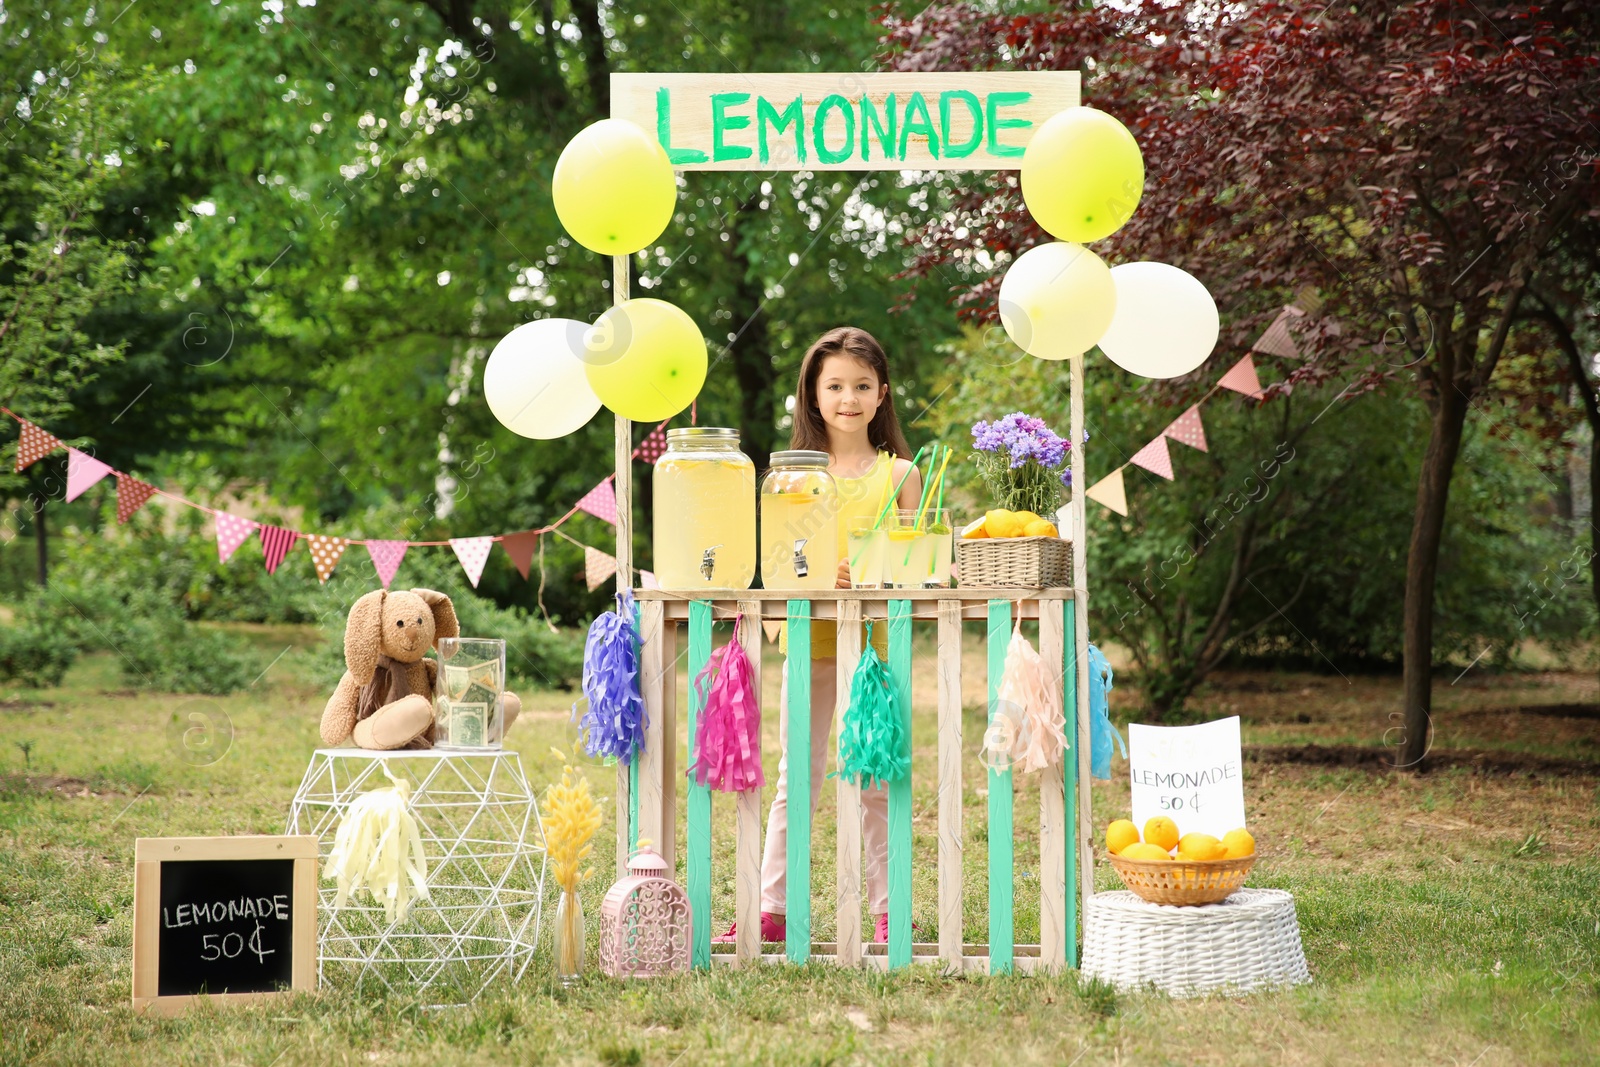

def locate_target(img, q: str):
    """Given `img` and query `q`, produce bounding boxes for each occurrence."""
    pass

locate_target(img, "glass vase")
[433,636,504,750]
[554,888,585,986]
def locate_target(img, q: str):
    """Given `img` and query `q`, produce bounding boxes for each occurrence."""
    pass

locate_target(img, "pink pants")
[760,655,889,916]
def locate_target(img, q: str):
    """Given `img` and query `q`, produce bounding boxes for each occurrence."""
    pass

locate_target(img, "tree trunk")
[33,494,48,588]
[727,200,776,468]
[1398,382,1470,767]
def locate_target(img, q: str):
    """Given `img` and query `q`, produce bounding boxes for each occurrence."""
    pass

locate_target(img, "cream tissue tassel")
[324,762,430,924]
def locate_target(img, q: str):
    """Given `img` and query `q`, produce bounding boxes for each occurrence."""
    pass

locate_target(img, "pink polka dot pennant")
[214,512,259,564]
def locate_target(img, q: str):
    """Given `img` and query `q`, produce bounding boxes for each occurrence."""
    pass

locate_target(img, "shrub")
[0,623,78,688]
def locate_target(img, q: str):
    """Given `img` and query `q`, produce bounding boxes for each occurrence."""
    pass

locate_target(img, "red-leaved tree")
[882,0,1600,766]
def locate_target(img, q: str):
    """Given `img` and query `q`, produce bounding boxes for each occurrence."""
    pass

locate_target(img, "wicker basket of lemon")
[1105,817,1257,907]
[956,508,1073,587]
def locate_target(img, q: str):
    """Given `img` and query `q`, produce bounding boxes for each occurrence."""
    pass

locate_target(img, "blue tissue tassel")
[834,623,909,789]
[1087,643,1125,779]
[579,590,648,764]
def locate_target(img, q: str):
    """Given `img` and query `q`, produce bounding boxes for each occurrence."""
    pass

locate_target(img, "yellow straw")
[917,449,953,531]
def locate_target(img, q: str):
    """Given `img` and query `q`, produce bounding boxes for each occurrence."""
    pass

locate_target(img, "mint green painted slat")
[629,600,641,854]
[1062,600,1079,969]
[687,600,714,970]
[987,599,1014,975]
[887,600,914,969]
[785,600,812,963]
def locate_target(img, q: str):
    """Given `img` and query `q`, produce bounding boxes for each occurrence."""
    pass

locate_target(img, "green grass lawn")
[2,633,1598,1066]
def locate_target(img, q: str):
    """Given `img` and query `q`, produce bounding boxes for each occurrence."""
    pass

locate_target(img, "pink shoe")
[873,914,925,944]
[711,911,787,944]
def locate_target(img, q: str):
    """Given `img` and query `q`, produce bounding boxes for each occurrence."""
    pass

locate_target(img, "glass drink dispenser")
[760,450,839,591]
[652,427,756,590]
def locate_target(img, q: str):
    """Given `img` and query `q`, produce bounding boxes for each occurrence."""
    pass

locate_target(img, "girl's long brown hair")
[789,326,913,459]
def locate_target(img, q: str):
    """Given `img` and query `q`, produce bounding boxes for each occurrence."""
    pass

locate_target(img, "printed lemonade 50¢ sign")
[611,72,1080,172]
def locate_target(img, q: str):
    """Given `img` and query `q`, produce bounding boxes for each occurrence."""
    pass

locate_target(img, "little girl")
[714,325,921,947]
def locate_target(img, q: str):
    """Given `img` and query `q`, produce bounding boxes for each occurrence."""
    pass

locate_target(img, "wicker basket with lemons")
[1104,817,1258,906]
[956,413,1075,587]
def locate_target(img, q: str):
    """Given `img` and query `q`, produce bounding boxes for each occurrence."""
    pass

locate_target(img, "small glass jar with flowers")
[957,412,1076,587]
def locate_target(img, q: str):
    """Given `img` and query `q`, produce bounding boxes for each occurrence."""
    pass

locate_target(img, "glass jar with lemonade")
[759,451,839,590]
[652,427,756,590]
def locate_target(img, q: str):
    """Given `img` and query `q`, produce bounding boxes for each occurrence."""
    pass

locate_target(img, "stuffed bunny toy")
[320,587,521,750]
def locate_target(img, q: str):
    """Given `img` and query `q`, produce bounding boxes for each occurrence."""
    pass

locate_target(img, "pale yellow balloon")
[552,119,677,256]
[997,242,1116,360]
[583,298,707,421]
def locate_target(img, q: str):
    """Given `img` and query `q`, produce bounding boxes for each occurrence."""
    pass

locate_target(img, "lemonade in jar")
[759,451,839,590]
[652,428,756,590]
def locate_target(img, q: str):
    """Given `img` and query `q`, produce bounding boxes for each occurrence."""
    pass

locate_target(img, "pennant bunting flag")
[575,477,618,525]
[305,534,349,584]
[1251,306,1303,360]
[64,448,114,502]
[214,512,258,564]
[450,536,495,588]
[259,525,300,575]
[641,570,660,590]
[1163,406,1209,453]
[1128,435,1175,481]
[584,545,618,591]
[114,474,157,524]
[14,420,62,472]
[1218,355,1264,399]
[1085,470,1129,516]
[633,426,668,464]
[366,540,409,589]
[501,531,539,581]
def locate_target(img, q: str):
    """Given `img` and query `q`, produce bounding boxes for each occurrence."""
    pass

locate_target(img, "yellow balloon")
[998,242,1116,360]
[552,119,677,255]
[583,298,707,421]
[1021,108,1144,243]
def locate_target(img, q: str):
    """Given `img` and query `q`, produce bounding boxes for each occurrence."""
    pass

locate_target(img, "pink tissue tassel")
[1001,622,1069,774]
[689,623,764,792]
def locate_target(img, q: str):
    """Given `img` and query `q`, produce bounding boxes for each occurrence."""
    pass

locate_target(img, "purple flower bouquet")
[970,412,1073,518]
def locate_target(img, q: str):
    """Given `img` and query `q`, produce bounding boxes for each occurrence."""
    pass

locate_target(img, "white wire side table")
[285,748,547,1006]
[1081,888,1311,998]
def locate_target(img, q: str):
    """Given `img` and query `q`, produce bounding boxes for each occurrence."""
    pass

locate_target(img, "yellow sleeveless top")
[780,451,895,660]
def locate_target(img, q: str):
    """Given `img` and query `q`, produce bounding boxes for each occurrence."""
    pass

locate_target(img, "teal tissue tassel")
[833,622,909,789]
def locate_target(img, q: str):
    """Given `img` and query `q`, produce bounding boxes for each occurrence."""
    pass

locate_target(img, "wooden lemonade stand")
[606,71,1094,974]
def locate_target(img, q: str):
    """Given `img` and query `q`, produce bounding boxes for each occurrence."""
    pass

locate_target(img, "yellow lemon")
[1022,519,1059,538]
[1222,828,1256,859]
[1176,832,1225,862]
[1013,510,1043,525]
[960,516,989,539]
[985,509,1025,538]
[1121,842,1172,862]
[1106,819,1140,856]
[1143,816,1179,853]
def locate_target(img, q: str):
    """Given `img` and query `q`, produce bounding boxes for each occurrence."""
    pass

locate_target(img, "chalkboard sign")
[133,836,317,1014]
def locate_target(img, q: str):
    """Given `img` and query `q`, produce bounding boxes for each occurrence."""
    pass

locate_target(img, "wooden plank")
[735,600,764,967]
[834,601,864,966]
[936,599,963,967]
[610,72,1081,172]
[658,618,678,874]
[616,760,631,879]
[686,600,713,970]
[1038,601,1067,974]
[887,600,913,969]
[986,599,1014,975]
[1068,350,1094,931]
[1062,599,1079,968]
[612,251,631,594]
[292,855,317,991]
[635,587,1077,602]
[785,600,812,964]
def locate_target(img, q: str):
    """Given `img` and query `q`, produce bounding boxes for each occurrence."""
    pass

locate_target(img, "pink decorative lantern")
[598,846,690,978]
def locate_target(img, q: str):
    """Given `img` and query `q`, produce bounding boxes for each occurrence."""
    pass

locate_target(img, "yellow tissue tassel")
[325,763,430,924]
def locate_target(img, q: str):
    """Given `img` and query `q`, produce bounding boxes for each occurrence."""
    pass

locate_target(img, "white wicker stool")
[1081,889,1310,997]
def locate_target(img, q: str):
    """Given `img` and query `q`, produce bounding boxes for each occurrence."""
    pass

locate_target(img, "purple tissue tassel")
[579,590,648,764]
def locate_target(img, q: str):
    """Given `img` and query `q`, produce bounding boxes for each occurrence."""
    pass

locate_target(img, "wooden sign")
[611,72,1080,172]
[1127,717,1247,840]
[132,836,317,1014]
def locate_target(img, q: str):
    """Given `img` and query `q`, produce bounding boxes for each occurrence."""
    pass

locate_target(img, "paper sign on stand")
[1127,716,1245,839]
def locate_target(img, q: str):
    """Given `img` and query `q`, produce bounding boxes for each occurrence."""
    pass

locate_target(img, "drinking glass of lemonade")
[848,519,888,588]
[883,509,951,588]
